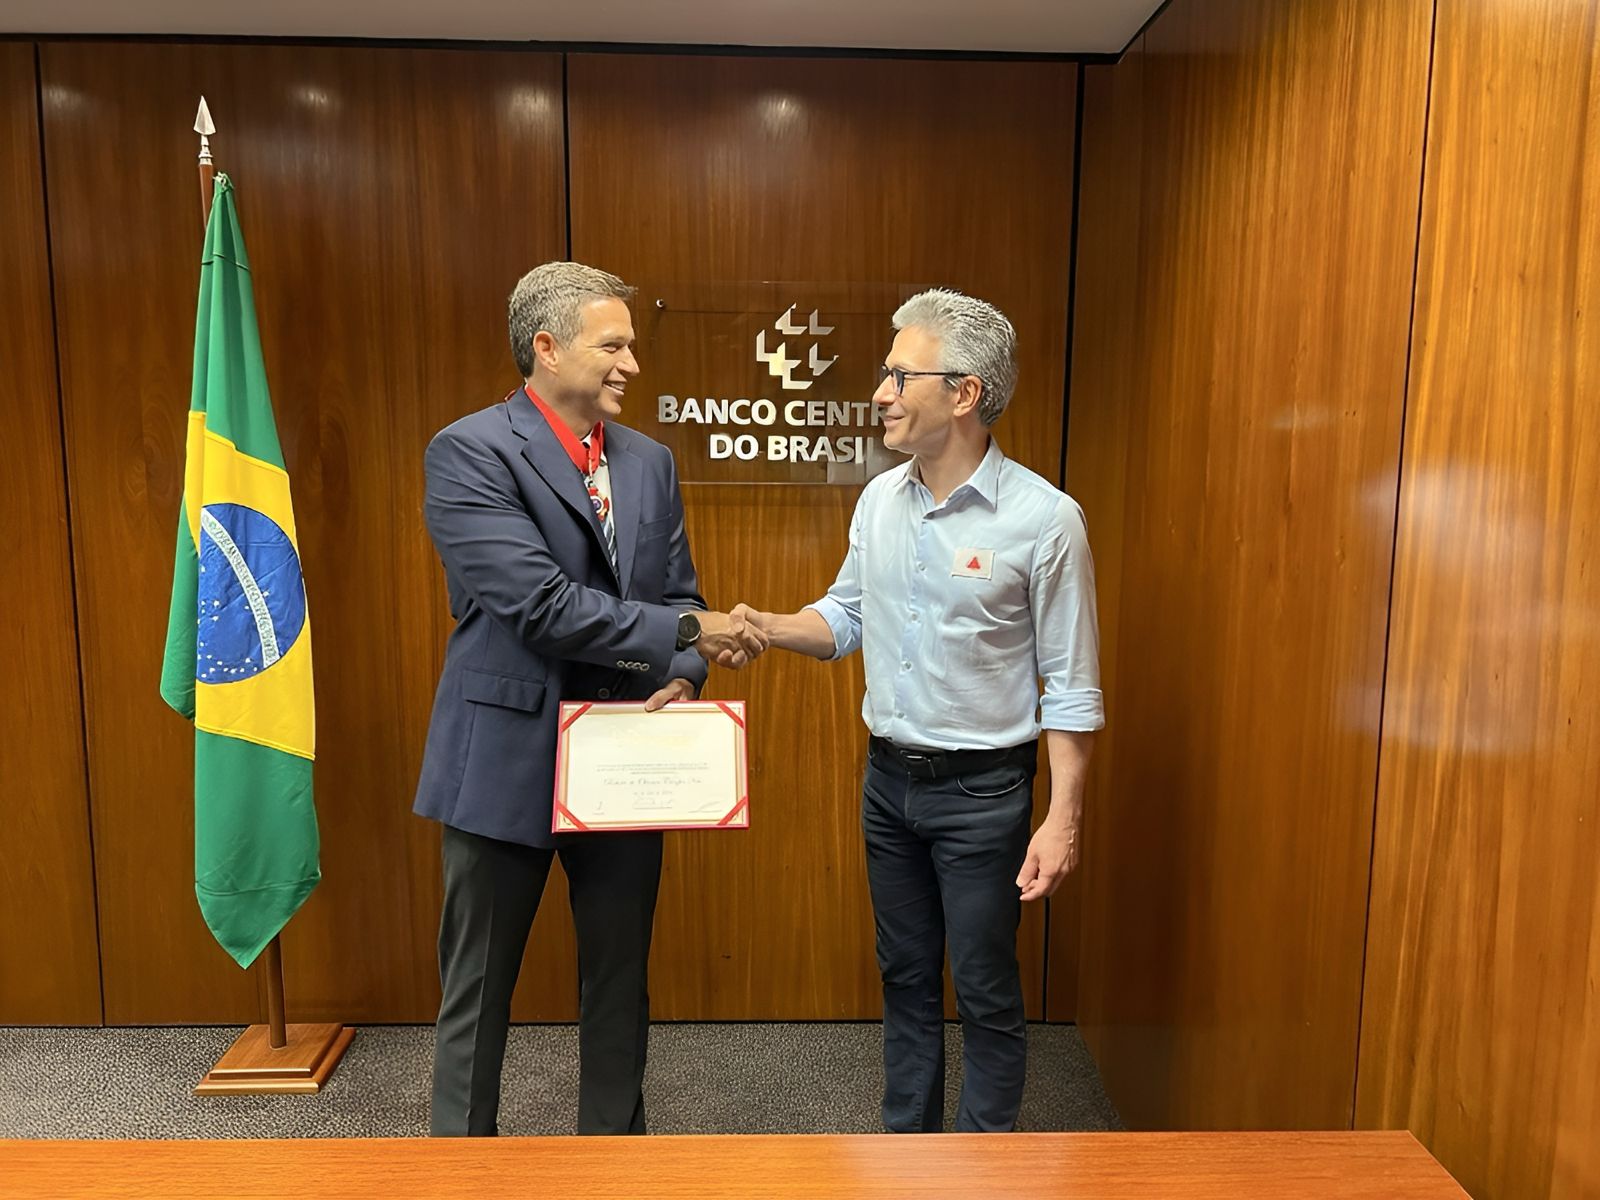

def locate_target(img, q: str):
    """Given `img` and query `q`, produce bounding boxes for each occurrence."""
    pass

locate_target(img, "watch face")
[679,612,700,643]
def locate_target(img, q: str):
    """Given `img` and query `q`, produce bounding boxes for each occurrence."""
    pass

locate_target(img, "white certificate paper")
[552,700,749,833]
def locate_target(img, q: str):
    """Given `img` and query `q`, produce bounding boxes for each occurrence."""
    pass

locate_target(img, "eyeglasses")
[876,364,963,395]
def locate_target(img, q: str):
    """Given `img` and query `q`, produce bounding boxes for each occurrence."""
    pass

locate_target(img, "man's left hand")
[1016,813,1081,902]
[644,677,695,712]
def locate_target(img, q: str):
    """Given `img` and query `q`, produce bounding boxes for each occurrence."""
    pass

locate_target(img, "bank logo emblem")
[754,304,838,391]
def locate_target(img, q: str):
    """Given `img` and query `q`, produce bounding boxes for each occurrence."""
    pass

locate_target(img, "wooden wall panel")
[1356,2,1600,1196]
[0,42,102,1025]
[1069,0,1432,1128]
[40,43,571,1023]
[1049,47,1145,1024]
[568,54,1078,1018]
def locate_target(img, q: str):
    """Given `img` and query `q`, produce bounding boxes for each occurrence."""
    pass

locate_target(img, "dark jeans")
[430,824,662,1137]
[861,739,1037,1133]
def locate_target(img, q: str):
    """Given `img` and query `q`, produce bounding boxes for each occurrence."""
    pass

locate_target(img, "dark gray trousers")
[430,824,663,1136]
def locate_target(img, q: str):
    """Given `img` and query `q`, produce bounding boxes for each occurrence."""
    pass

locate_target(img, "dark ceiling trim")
[3,31,1124,62]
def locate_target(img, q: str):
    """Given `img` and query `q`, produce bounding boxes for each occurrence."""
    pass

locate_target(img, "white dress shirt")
[808,440,1103,751]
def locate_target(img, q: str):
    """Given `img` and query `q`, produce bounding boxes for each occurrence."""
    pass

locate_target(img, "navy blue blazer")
[413,390,709,848]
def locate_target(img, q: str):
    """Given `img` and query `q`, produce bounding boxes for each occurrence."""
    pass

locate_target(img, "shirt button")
[598,688,611,699]
[902,662,911,671]
[917,563,925,572]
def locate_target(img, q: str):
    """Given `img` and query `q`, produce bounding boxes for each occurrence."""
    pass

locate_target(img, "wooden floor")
[1,1131,1466,1197]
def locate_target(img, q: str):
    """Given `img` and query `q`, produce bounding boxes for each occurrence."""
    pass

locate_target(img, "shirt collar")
[965,440,1004,507]
[898,439,1004,509]
[524,385,603,475]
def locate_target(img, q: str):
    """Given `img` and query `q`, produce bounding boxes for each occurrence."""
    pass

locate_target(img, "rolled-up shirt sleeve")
[805,494,866,660]
[1031,495,1105,731]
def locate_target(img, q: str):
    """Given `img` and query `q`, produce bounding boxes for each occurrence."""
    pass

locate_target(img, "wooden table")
[0,1131,1467,1198]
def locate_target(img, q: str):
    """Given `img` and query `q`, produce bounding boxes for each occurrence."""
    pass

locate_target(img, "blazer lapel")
[607,439,644,596]
[506,393,616,583]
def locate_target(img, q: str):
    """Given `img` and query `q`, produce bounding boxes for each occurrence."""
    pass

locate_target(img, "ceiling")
[3,1,1162,57]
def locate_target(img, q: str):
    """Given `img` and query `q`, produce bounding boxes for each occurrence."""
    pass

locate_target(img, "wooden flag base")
[195,1022,355,1095]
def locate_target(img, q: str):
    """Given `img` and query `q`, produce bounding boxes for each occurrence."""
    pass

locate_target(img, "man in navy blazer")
[415,261,764,1137]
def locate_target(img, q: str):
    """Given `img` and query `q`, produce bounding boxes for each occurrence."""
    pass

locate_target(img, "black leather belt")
[869,736,1037,781]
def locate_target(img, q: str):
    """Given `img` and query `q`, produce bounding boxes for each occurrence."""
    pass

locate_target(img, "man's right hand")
[694,609,768,669]
[716,604,770,668]
[719,603,836,663]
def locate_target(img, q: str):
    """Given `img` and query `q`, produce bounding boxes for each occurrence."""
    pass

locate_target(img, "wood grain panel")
[1050,47,1144,1025]
[1355,3,1600,1197]
[569,54,1078,1018]
[1069,0,1432,1128]
[0,42,102,1025]
[0,1133,1469,1199]
[40,42,570,1023]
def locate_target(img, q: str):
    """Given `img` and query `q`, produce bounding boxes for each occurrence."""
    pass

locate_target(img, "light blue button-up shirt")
[808,441,1103,751]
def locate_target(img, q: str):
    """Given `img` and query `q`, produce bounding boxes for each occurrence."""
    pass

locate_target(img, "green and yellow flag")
[159,174,319,969]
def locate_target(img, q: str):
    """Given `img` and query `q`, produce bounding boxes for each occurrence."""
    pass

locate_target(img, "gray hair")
[508,261,636,377]
[892,288,1018,425]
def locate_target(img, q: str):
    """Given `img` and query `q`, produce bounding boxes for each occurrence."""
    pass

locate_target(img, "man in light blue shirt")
[732,288,1103,1133]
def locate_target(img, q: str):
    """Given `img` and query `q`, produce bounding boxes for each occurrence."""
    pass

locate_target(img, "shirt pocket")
[943,558,1028,635]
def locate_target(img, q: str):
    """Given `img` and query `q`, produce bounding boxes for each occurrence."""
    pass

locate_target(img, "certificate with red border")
[552,700,749,833]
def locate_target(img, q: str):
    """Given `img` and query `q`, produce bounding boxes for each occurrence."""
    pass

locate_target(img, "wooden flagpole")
[190,97,354,1095]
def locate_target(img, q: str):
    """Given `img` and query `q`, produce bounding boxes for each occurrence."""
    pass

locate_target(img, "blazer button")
[598,688,611,700]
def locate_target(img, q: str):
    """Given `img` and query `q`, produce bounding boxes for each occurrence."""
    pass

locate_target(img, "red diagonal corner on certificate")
[553,801,591,832]
[715,701,746,728]
[560,702,593,733]
[718,795,750,827]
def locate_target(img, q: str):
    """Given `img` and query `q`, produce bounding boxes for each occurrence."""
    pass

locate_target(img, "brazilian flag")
[159,174,319,969]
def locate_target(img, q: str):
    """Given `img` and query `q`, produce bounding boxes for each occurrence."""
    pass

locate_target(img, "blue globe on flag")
[195,502,307,684]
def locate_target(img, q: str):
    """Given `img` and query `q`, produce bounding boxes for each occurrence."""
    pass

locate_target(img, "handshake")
[690,604,772,670]
[654,603,819,709]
